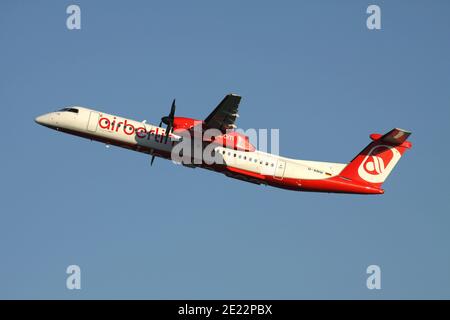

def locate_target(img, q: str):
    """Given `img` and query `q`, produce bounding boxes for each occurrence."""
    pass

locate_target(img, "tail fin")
[338,128,412,188]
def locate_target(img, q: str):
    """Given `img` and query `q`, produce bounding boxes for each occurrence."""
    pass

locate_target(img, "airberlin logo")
[98,116,172,140]
[99,116,139,135]
[365,155,385,174]
[358,144,401,183]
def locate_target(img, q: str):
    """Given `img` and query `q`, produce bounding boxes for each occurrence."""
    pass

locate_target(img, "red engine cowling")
[171,117,255,152]
[211,132,256,152]
[172,117,202,131]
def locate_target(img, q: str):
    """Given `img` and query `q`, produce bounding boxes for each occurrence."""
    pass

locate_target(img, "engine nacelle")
[171,117,255,152]
[211,131,255,152]
[172,117,202,131]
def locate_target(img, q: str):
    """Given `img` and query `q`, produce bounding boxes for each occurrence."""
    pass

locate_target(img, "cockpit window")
[59,108,79,113]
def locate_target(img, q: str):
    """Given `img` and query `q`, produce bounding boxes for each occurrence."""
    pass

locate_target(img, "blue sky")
[1,0,449,299]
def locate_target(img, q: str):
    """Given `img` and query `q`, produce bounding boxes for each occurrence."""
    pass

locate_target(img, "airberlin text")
[99,116,174,141]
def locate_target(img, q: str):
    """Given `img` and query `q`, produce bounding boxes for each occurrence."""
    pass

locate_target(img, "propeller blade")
[161,99,176,125]
[164,126,172,143]
[169,99,176,117]
[160,98,176,143]
[150,154,156,166]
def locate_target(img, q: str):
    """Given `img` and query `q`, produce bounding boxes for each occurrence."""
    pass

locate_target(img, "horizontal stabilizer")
[371,128,411,145]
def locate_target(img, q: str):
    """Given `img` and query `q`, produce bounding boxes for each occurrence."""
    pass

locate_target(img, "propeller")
[150,99,176,166]
[161,99,176,143]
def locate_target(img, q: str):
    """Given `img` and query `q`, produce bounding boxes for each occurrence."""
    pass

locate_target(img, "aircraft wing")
[204,94,241,133]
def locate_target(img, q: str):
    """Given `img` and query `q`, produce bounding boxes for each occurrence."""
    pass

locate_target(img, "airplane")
[35,94,412,194]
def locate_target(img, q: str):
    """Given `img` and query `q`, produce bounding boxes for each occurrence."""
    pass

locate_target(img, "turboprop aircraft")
[35,94,412,194]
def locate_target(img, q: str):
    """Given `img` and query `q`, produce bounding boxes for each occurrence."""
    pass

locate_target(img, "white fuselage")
[35,106,347,188]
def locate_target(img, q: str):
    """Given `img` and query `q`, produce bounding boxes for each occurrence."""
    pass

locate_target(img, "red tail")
[338,128,412,189]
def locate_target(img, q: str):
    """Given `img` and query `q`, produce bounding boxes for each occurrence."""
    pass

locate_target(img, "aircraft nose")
[35,113,52,126]
[35,115,45,124]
